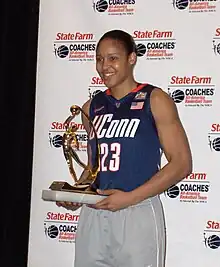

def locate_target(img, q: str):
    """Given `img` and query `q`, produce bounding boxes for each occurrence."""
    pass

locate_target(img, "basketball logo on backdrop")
[89,89,102,99]
[44,224,59,239]
[92,0,136,15]
[172,0,218,12]
[208,124,220,152]
[53,32,96,62]
[93,0,108,12]
[203,220,220,249]
[88,76,105,100]
[165,172,210,204]
[134,29,176,60]
[136,43,147,57]
[49,133,63,148]
[173,0,189,10]
[169,89,185,103]
[54,44,69,59]
[168,75,215,108]
[213,28,220,55]
[166,185,180,198]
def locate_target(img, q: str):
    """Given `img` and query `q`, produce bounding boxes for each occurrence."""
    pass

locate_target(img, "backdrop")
[28,1,220,266]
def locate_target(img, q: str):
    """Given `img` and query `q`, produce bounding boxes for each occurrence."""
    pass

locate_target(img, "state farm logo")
[53,32,96,62]
[49,121,87,151]
[133,30,176,60]
[213,28,220,55]
[93,0,136,16]
[172,0,218,13]
[165,172,210,203]
[44,212,79,243]
[203,220,220,249]
[168,75,215,107]
[88,76,105,99]
[46,212,79,221]
[208,123,220,152]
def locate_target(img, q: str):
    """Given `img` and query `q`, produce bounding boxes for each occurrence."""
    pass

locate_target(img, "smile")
[103,73,115,79]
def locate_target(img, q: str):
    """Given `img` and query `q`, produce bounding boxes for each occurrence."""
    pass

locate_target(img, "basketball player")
[58,30,192,267]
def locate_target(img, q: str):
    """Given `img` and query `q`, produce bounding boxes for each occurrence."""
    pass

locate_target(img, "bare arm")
[131,88,192,202]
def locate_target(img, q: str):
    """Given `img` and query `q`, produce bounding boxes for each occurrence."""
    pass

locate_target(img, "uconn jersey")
[89,84,162,192]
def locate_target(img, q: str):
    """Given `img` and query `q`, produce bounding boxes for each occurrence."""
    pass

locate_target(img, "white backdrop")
[28,1,220,266]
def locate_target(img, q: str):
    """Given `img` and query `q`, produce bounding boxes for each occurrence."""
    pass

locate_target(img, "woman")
[58,29,192,267]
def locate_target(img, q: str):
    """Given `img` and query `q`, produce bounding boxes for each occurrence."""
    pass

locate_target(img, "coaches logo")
[168,75,215,107]
[44,212,79,243]
[165,172,210,203]
[88,76,105,99]
[93,0,135,15]
[173,0,218,12]
[213,28,220,55]
[53,32,96,62]
[134,30,176,60]
[204,220,220,249]
[44,223,78,242]
[208,123,220,152]
[49,122,87,151]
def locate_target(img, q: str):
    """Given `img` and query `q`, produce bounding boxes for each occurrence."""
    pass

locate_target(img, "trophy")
[42,105,106,205]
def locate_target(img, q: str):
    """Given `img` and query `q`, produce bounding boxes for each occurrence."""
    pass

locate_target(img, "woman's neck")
[110,78,138,100]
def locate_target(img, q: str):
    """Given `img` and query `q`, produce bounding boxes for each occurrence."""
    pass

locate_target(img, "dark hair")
[96,29,137,55]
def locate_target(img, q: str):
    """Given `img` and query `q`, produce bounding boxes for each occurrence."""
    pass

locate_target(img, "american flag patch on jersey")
[130,101,144,110]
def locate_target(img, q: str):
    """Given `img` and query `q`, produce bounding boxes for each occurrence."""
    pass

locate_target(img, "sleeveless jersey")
[88,83,162,192]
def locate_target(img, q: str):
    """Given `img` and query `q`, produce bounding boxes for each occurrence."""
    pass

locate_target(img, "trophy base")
[41,181,106,205]
[49,181,97,194]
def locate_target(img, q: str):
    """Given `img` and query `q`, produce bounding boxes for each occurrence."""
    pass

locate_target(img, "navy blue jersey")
[88,84,162,192]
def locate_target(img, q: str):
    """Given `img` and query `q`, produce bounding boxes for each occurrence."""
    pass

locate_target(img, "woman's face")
[96,38,134,89]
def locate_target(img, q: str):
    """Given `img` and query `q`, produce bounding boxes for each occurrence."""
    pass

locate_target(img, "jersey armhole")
[145,85,158,134]
[145,86,164,167]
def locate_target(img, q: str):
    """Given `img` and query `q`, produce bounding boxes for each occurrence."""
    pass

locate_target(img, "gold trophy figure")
[42,105,104,204]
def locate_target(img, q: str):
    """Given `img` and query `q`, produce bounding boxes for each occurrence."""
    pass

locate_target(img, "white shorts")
[74,195,166,267]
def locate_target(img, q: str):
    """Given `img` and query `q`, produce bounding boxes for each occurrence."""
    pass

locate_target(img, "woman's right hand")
[56,201,82,211]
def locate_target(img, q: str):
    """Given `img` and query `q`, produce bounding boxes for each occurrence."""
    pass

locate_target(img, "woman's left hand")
[92,189,137,212]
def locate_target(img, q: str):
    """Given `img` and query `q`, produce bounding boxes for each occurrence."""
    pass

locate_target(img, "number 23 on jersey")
[100,143,121,172]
